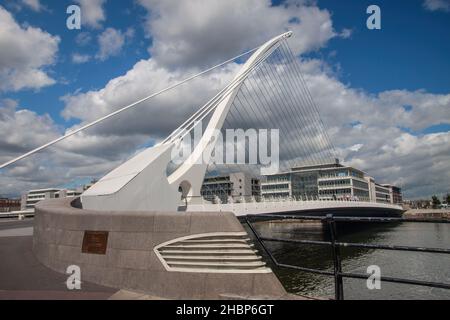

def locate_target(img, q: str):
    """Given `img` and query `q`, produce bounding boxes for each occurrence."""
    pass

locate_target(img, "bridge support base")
[33,198,289,299]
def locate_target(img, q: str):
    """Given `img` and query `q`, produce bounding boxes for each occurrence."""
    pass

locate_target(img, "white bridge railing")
[183,195,399,216]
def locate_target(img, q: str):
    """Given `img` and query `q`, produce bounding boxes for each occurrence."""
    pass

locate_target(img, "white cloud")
[21,0,43,12]
[2,57,240,196]
[61,58,239,137]
[303,60,450,135]
[72,53,91,64]
[75,32,92,46]
[1,1,449,200]
[301,58,450,198]
[0,6,59,91]
[124,27,135,39]
[138,0,341,69]
[58,50,450,199]
[75,0,106,29]
[345,132,450,198]
[349,144,363,152]
[0,99,59,159]
[96,27,125,61]
[339,28,352,39]
[423,0,450,12]
[0,98,143,196]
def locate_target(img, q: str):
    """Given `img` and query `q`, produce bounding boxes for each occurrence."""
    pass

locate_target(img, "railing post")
[326,214,344,300]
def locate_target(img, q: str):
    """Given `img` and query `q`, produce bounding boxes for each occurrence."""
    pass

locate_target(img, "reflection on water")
[245,220,450,300]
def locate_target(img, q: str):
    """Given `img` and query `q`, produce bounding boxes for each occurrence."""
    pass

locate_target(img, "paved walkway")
[0,227,33,237]
[0,219,315,300]
[0,219,117,300]
[404,209,450,218]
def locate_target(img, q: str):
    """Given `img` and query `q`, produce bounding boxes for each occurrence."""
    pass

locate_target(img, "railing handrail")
[245,214,450,300]
[184,194,386,203]
[246,214,450,223]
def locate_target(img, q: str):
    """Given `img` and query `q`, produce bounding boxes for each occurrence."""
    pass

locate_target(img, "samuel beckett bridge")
[1,31,403,217]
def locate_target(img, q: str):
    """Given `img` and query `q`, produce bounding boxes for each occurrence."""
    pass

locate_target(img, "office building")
[20,180,96,210]
[261,160,370,201]
[374,184,391,203]
[260,160,402,204]
[381,184,403,204]
[201,172,260,202]
[0,198,21,212]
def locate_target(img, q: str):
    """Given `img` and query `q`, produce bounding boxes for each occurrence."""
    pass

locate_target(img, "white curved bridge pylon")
[81,31,293,212]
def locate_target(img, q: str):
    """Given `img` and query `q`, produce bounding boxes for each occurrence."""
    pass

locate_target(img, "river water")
[249,220,450,300]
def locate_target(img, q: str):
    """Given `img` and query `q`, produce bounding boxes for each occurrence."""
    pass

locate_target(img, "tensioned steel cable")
[277,44,333,162]
[235,91,273,174]
[163,42,282,145]
[206,39,332,178]
[256,47,325,167]
[272,44,333,162]
[255,55,316,165]
[0,46,262,170]
[257,49,326,166]
[224,95,262,172]
[200,49,284,179]
[238,78,297,170]
[271,42,333,161]
[245,49,314,169]
[202,39,335,201]
[283,42,336,159]
[166,42,284,182]
[232,86,288,174]
[201,47,292,201]
[269,47,332,164]
[164,35,290,145]
[272,47,331,161]
[165,43,283,181]
[242,67,307,169]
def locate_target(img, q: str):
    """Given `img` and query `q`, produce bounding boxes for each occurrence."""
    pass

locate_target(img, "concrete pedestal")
[33,198,288,299]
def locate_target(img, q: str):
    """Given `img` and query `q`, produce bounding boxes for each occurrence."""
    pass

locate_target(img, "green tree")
[431,195,441,209]
[444,193,450,204]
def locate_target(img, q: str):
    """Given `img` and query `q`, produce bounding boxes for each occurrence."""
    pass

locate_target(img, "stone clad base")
[33,198,288,299]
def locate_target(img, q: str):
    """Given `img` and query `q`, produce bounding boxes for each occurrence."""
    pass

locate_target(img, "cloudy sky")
[0,0,449,199]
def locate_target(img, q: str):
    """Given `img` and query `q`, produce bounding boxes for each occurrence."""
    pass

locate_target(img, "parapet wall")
[33,198,286,299]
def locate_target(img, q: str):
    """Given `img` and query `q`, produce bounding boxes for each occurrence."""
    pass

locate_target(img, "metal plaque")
[82,231,108,254]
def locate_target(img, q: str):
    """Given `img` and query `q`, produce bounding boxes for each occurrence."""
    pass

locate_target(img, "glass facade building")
[260,160,400,203]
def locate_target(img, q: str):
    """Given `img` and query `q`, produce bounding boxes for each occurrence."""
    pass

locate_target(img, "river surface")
[248,220,450,300]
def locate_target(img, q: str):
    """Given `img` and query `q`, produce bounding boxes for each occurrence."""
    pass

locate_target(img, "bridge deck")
[187,200,404,217]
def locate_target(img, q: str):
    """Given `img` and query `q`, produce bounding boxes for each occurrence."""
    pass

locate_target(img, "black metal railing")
[245,214,450,300]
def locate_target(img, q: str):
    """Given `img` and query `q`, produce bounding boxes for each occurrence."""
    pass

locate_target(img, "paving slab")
[0,231,117,300]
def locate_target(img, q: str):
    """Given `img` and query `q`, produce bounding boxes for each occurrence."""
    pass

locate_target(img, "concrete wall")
[33,198,286,299]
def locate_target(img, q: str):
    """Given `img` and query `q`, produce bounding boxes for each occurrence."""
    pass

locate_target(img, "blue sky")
[317,0,450,94]
[0,0,449,198]
[316,0,450,136]
[1,1,150,124]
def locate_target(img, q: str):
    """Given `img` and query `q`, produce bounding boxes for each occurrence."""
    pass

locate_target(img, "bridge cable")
[0,46,262,169]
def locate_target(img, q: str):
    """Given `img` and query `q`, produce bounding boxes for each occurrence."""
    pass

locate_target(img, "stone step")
[159,249,258,255]
[187,234,248,240]
[182,238,251,244]
[164,243,254,249]
[170,266,272,273]
[162,255,262,262]
[167,260,266,268]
